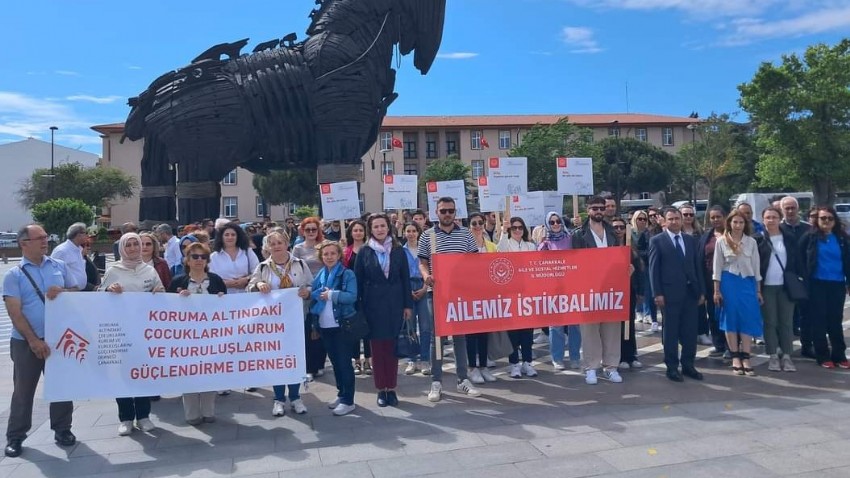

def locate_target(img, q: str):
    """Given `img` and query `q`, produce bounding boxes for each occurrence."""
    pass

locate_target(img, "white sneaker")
[698,334,713,346]
[605,369,624,383]
[782,356,796,372]
[327,397,341,409]
[457,379,482,397]
[533,333,548,344]
[421,363,432,376]
[618,361,630,370]
[332,403,355,416]
[631,360,643,369]
[553,361,566,371]
[305,373,315,382]
[290,399,307,414]
[469,367,485,384]
[118,420,134,436]
[510,362,522,378]
[480,367,497,382]
[768,355,781,372]
[585,369,598,385]
[650,322,660,333]
[272,400,286,417]
[404,362,418,375]
[136,418,156,432]
[427,381,442,402]
[486,359,497,368]
[521,362,538,377]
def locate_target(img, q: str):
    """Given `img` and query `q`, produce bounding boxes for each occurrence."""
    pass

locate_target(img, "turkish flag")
[480,136,490,149]
[392,137,403,149]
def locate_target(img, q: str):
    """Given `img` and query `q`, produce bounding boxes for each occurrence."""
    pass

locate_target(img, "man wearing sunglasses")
[418,197,481,402]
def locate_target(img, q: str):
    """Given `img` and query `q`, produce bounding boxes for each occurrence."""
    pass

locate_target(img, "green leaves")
[18,162,136,210]
[31,198,94,238]
[252,169,318,206]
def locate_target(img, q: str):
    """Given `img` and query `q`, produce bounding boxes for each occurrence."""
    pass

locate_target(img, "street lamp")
[49,126,58,199]
[686,122,697,205]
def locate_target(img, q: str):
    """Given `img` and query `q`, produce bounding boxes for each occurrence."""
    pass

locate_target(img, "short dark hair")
[212,222,251,252]
[366,213,399,247]
[345,219,367,245]
[662,207,680,218]
[437,197,455,206]
[587,195,606,207]
[411,209,426,219]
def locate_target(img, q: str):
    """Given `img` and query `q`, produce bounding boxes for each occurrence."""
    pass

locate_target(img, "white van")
[672,200,708,219]
[730,192,813,217]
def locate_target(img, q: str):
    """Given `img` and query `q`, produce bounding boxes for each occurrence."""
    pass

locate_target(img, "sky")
[2,0,850,155]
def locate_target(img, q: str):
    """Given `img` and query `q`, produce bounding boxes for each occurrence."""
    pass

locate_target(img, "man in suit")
[649,207,706,382]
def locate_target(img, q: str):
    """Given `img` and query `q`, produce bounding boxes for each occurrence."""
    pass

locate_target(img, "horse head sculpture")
[124,0,445,224]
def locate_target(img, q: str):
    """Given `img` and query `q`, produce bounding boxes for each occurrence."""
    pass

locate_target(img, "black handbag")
[774,252,808,302]
[339,308,370,339]
[395,319,421,358]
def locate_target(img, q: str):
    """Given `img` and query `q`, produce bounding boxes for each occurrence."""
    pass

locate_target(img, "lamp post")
[686,122,697,204]
[49,126,58,199]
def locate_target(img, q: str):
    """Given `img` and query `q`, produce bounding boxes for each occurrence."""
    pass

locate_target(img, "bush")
[31,198,94,240]
[294,205,319,220]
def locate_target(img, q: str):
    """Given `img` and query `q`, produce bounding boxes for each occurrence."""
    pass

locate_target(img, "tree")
[421,155,474,210]
[596,137,675,210]
[293,205,318,220]
[252,169,318,206]
[508,118,598,192]
[739,39,850,205]
[17,162,136,209]
[31,198,94,239]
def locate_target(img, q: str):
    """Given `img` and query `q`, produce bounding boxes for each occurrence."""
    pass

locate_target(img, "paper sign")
[556,157,594,195]
[487,157,528,196]
[477,176,503,212]
[509,194,546,227]
[383,175,418,210]
[426,180,469,221]
[319,181,361,220]
[531,191,565,217]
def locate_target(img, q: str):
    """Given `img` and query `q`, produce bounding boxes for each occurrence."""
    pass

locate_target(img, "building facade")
[92,113,698,226]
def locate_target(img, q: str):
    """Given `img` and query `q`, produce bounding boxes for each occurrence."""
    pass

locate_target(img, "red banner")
[432,247,631,336]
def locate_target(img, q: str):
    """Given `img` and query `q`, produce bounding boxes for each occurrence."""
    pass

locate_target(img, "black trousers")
[809,279,847,364]
[7,339,73,441]
[620,290,637,363]
[661,297,699,370]
[508,329,533,364]
[116,397,150,422]
[306,325,327,374]
[704,280,727,351]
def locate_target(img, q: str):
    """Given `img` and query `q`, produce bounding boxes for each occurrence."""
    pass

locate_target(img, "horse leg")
[138,134,176,226]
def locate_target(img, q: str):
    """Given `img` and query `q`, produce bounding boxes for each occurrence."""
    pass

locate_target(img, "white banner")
[486,157,528,197]
[320,181,361,220]
[426,180,468,221]
[509,194,546,227]
[532,191,565,217]
[556,157,594,195]
[383,174,418,210]
[477,176,503,213]
[44,290,305,401]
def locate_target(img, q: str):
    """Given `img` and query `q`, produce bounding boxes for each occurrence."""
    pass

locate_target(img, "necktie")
[674,234,685,256]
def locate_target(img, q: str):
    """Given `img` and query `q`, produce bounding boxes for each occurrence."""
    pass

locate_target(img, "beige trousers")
[580,322,621,371]
[183,392,216,421]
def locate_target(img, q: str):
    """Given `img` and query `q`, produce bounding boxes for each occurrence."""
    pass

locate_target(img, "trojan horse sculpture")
[123,0,446,223]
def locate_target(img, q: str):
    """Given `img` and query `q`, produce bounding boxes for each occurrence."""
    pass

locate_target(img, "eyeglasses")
[613,225,626,231]
[549,220,562,226]
[22,235,49,242]
[438,208,456,215]
[818,216,835,222]
[589,207,605,212]
[189,254,209,260]
[510,225,524,231]
[469,221,484,226]
[303,228,318,233]
[636,217,647,222]
[682,213,695,217]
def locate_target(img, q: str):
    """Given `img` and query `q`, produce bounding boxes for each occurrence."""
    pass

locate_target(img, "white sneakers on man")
[469,368,485,384]
[605,369,624,383]
[291,399,308,414]
[480,367,497,382]
[457,379,482,397]
[585,369,598,385]
[553,361,566,371]
[510,363,522,378]
[521,362,538,377]
[332,403,355,416]
[118,421,134,436]
[272,400,286,417]
[650,322,660,333]
[428,382,443,402]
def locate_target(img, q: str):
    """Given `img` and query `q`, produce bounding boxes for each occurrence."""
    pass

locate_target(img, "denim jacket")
[308,267,358,329]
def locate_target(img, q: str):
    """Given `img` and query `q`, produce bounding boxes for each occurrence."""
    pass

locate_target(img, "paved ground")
[0,259,849,477]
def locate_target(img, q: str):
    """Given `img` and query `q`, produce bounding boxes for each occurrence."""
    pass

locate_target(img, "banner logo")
[55,328,89,363]
[320,184,331,194]
[384,175,394,184]
[488,258,515,285]
[489,157,500,168]
[557,157,567,168]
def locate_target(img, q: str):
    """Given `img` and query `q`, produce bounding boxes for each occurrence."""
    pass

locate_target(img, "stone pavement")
[1,259,850,477]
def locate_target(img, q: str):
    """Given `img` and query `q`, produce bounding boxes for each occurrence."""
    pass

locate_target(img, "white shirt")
[164,235,182,269]
[50,239,87,289]
[665,229,686,255]
[209,248,260,294]
[712,235,761,281]
[591,227,608,248]
[319,299,338,329]
[764,234,786,286]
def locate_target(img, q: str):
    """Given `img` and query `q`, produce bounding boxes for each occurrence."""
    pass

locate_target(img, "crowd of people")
[3,193,847,458]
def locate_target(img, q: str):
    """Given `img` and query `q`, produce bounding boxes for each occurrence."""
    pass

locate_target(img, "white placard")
[382,174,418,210]
[477,176,503,213]
[531,191,565,217]
[44,290,305,401]
[556,157,594,195]
[319,181,361,220]
[426,180,469,221]
[486,157,528,196]
[509,194,546,227]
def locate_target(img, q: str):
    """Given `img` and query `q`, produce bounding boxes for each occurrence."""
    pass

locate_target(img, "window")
[639,192,651,200]
[403,133,417,159]
[380,132,392,151]
[223,197,238,218]
[425,132,438,159]
[471,160,485,179]
[499,130,511,149]
[404,163,418,175]
[662,127,674,146]
[222,169,237,185]
[381,161,394,176]
[255,196,266,218]
[471,130,483,150]
[608,127,620,138]
[446,139,457,155]
[635,128,647,142]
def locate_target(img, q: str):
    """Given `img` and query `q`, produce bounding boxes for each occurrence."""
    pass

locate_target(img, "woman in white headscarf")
[99,232,164,437]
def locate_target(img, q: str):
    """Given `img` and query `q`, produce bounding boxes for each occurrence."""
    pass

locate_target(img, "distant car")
[835,203,850,228]
[0,232,17,248]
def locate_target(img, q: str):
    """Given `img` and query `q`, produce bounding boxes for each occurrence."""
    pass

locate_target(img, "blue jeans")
[426,292,468,382]
[320,327,356,405]
[549,325,581,362]
[409,279,432,363]
[273,384,300,402]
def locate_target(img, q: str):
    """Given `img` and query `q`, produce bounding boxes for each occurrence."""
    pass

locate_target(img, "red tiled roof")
[92,113,697,135]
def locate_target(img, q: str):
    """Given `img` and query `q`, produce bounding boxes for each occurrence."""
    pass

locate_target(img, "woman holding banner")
[342,220,372,376]
[538,211,581,371]
[498,216,538,378]
[100,232,165,436]
[354,213,413,407]
[402,222,431,376]
[248,229,314,416]
[310,240,359,415]
[294,217,328,381]
[467,212,498,384]
[167,242,227,425]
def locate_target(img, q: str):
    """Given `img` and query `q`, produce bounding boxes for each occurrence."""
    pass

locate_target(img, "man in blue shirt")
[3,224,76,457]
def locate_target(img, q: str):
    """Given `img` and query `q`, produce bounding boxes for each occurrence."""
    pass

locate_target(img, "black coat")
[167,272,228,294]
[354,245,413,340]
[755,230,802,280]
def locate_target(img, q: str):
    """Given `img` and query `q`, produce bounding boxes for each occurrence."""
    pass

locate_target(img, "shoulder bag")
[773,252,808,302]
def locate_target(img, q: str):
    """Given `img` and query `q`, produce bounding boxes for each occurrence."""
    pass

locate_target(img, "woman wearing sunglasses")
[800,206,850,369]
[466,212,498,384]
[498,216,538,378]
[342,220,372,376]
[612,217,644,371]
[167,242,227,424]
[292,217,328,380]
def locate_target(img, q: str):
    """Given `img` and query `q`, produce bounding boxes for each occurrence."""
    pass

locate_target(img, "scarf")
[368,236,393,278]
[179,234,198,256]
[119,232,143,269]
[310,261,344,316]
[544,211,567,241]
[270,255,293,289]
